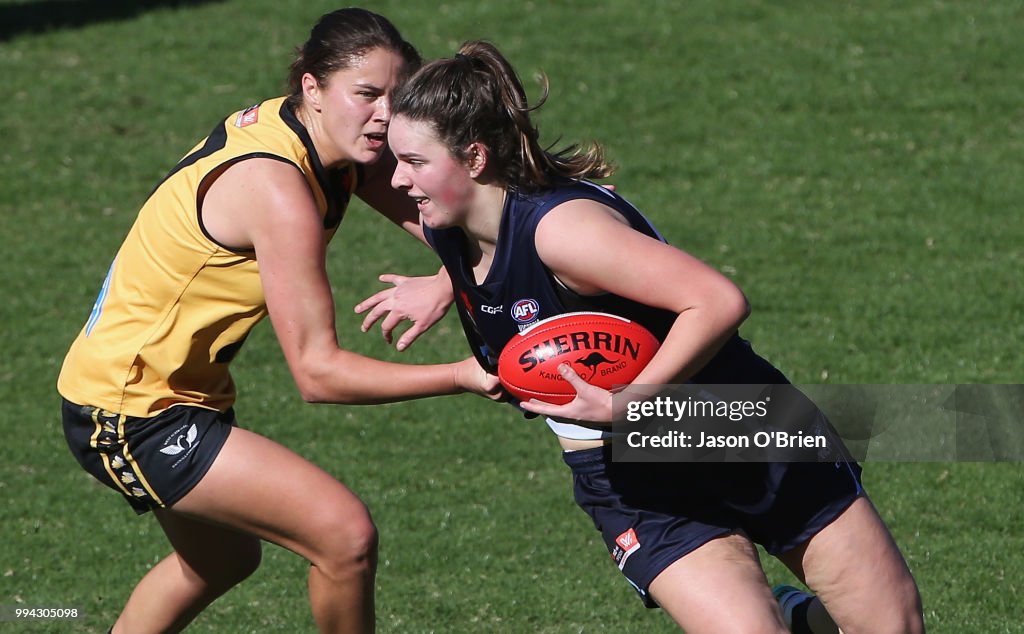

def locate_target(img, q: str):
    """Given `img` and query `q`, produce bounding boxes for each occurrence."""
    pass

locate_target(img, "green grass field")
[2,0,1023,632]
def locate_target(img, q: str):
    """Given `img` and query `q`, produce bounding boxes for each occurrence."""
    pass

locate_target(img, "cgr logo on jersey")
[234,104,260,128]
[510,298,540,327]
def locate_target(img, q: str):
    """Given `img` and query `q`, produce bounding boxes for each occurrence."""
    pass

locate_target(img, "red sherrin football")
[497,312,660,405]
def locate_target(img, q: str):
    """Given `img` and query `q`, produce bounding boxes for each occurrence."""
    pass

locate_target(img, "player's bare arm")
[522,200,750,422]
[204,158,498,403]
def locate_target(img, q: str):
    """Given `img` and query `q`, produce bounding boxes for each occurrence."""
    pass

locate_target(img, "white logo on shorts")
[158,424,200,469]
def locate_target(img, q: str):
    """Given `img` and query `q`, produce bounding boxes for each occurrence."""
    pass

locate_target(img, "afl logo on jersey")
[510,298,540,324]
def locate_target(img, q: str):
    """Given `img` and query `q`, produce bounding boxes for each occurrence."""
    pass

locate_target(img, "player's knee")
[653,586,788,634]
[310,509,379,581]
[721,615,788,634]
[889,579,925,634]
[674,609,788,634]
[868,574,924,634]
[844,578,924,634]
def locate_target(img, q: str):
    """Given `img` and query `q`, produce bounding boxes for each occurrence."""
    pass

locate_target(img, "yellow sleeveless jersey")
[58,97,359,417]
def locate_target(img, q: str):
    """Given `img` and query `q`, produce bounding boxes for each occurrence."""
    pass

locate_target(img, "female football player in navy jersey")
[367,40,925,633]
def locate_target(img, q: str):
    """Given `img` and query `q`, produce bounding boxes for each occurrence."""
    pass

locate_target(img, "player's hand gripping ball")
[497,312,660,405]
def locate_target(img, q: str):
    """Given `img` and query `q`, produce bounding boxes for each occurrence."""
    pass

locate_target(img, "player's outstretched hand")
[355,270,454,351]
[519,363,614,424]
[453,357,504,401]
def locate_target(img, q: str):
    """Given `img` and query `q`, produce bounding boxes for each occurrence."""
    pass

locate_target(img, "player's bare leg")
[111,512,262,633]
[115,427,378,633]
[648,532,789,633]
[777,496,924,634]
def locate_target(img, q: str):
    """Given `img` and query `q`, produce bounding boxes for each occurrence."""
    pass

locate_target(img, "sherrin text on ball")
[497,312,660,405]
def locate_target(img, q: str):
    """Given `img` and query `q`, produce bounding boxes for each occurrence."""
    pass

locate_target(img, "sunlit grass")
[2,1,1022,631]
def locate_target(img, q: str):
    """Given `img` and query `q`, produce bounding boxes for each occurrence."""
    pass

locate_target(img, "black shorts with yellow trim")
[62,399,236,515]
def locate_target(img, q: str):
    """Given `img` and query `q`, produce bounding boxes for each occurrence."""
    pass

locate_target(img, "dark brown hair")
[286,8,420,109]
[391,40,613,191]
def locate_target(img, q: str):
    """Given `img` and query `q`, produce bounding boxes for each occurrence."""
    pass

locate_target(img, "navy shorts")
[564,445,863,607]
[62,399,236,514]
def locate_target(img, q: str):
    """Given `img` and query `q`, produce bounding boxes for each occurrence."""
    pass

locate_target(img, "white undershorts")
[544,417,620,440]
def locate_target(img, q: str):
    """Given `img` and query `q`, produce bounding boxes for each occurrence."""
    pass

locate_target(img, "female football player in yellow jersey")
[57,9,499,634]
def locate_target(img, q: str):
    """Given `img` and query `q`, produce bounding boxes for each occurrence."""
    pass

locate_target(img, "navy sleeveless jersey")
[425,180,787,386]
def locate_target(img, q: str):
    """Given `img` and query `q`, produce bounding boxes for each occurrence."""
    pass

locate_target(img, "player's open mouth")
[411,195,430,210]
[365,132,386,149]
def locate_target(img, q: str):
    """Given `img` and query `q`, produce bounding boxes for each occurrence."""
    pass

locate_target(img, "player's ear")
[301,73,322,111]
[465,142,489,178]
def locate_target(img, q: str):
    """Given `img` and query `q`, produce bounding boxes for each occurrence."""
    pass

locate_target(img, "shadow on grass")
[1,0,227,42]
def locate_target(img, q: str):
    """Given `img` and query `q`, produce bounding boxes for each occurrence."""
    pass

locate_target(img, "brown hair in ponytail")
[391,40,613,190]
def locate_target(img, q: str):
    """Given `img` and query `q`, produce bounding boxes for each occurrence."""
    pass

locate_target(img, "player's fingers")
[482,373,504,400]
[359,301,392,332]
[379,309,406,332]
[557,363,589,388]
[520,398,561,416]
[395,323,427,351]
[519,399,546,414]
[354,288,393,314]
[379,311,410,344]
[378,273,409,285]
